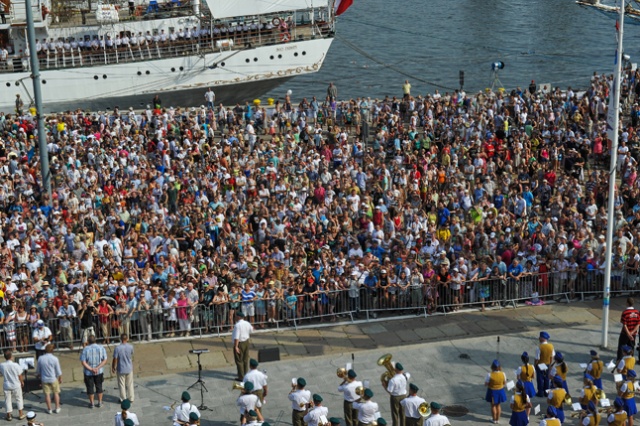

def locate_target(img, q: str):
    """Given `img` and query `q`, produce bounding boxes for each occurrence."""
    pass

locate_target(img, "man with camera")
[78,296,97,348]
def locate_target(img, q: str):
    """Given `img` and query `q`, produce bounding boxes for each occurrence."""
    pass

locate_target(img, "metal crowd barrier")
[0,268,635,352]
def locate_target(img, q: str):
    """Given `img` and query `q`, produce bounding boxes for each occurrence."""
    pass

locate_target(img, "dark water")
[267,0,640,100]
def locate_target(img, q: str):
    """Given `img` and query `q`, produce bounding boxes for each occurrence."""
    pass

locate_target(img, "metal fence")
[0,269,635,352]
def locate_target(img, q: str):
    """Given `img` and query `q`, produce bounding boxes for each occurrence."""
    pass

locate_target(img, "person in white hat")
[32,319,52,359]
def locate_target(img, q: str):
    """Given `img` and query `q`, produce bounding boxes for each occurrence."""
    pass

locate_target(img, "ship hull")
[0,37,332,113]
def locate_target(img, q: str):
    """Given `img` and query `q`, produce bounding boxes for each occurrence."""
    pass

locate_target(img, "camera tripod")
[187,352,209,411]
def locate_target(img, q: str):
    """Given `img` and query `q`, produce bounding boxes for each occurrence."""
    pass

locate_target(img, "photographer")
[78,296,96,348]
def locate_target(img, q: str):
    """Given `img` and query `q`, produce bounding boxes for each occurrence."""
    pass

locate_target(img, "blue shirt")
[80,343,107,376]
[35,353,62,383]
[113,343,134,375]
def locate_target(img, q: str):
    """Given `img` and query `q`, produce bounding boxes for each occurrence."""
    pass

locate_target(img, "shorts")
[84,374,104,395]
[43,381,60,395]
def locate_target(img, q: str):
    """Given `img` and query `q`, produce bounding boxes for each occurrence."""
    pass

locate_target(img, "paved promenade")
[10,297,631,425]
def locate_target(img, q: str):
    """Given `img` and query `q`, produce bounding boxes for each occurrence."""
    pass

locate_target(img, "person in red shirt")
[618,297,640,362]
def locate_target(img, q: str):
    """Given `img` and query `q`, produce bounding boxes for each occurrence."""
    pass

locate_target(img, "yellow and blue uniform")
[547,388,566,424]
[579,385,597,410]
[607,410,628,426]
[484,371,507,404]
[535,333,555,398]
[620,380,637,417]
[518,364,536,398]
[509,392,529,426]
[588,359,604,389]
[617,355,635,380]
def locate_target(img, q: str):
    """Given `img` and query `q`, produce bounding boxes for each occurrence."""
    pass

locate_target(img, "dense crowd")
[0,70,638,347]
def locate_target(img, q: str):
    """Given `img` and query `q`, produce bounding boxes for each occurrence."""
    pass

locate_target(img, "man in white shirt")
[0,350,25,421]
[303,394,329,426]
[32,320,52,359]
[400,384,425,426]
[424,402,449,426]
[244,359,268,402]
[57,298,76,350]
[289,377,311,426]
[173,391,200,426]
[386,362,407,426]
[232,312,253,380]
[338,369,362,426]
[236,384,263,424]
[353,389,378,426]
[205,88,216,110]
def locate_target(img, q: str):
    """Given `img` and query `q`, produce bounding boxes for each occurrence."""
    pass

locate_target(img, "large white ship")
[0,0,342,112]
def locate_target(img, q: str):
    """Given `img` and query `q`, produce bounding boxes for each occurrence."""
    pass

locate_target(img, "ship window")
[137,71,142,76]
[5,83,9,87]
[94,75,98,80]
[221,62,225,67]
[103,74,107,79]
[270,55,274,60]
[253,57,257,62]
[179,66,184,71]
[171,67,175,72]
[278,54,282,59]
[42,80,46,84]
[145,70,150,75]
[302,51,306,55]
[294,52,298,57]
[245,58,250,63]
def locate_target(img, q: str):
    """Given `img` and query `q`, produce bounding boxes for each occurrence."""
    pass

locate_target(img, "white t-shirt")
[0,360,22,390]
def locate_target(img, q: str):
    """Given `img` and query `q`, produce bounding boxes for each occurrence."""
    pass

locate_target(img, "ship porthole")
[42,80,46,84]
[294,52,298,57]
[179,66,184,71]
[94,75,98,80]
[103,74,107,79]
[14,81,19,86]
[5,83,9,87]
[253,57,258,62]
[245,58,250,63]
[145,70,150,75]
[137,71,142,76]
[221,62,225,67]
[270,55,274,60]
[277,54,282,59]
[171,67,175,72]
[302,51,306,55]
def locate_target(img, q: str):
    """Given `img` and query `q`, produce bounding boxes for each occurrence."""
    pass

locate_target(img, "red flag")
[335,0,353,15]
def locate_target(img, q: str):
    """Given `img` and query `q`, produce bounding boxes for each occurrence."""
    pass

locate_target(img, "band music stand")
[187,349,209,411]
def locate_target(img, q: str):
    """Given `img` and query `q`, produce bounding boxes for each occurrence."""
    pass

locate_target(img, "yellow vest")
[580,386,597,406]
[610,411,628,426]
[539,343,554,365]
[591,360,603,379]
[622,356,635,375]
[623,381,635,399]
[544,418,561,426]
[549,388,566,408]
[555,362,568,380]
[488,371,505,390]
[512,393,527,412]
[587,413,601,426]
[520,364,534,382]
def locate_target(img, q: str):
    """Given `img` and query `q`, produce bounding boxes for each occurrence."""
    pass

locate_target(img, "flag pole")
[602,0,625,349]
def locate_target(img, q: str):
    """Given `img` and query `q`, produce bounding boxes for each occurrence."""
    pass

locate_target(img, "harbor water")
[267,0,640,100]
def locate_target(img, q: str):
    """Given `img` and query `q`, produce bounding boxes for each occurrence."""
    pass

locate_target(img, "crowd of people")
[0,69,637,347]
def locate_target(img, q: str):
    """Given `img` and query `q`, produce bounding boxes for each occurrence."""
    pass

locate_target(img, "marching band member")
[580,401,600,426]
[586,350,604,390]
[400,383,425,426]
[539,406,561,426]
[424,402,449,426]
[535,331,555,398]
[187,412,200,426]
[338,369,362,426]
[173,391,200,426]
[244,359,268,403]
[353,389,378,426]
[386,362,407,426]
[289,378,311,426]
[509,380,531,426]
[245,410,262,426]
[549,352,569,394]
[579,374,598,411]
[303,394,329,426]
[237,382,263,425]
[607,397,628,426]
[485,359,507,425]
[546,376,567,424]
[618,369,637,426]
[330,418,342,426]
[517,351,536,416]
[616,345,635,381]
[114,399,139,426]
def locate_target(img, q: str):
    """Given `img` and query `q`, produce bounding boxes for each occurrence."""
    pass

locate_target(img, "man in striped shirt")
[618,298,640,361]
[241,282,257,322]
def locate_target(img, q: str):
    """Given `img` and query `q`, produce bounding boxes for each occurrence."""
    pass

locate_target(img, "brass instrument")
[418,402,431,418]
[299,400,313,409]
[337,367,347,379]
[598,407,616,414]
[563,394,572,406]
[570,410,587,419]
[377,353,395,388]
[355,386,365,397]
[232,382,245,391]
[595,389,607,400]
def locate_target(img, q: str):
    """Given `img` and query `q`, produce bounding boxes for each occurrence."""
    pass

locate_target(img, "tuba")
[377,353,395,388]
[418,402,431,418]
[337,367,347,379]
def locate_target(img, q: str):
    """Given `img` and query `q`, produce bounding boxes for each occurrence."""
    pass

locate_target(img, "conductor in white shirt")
[386,362,407,426]
[304,394,329,426]
[232,312,253,380]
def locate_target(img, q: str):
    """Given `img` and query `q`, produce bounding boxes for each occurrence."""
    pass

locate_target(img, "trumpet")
[337,367,347,379]
[418,402,431,418]
[377,353,395,388]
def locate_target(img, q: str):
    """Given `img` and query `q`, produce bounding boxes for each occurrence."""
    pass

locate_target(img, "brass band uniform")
[549,352,569,394]
[353,389,378,426]
[616,345,635,381]
[303,394,329,426]
[485,359,507,425]
[618,369,637,426]
[535,331,555,398]
[244,359,268,403]
[517,352,536,401]
[338,369,362,426]
[424,402,449,426]
[399,383,424,426]
[586,350,604,390]
[509,380,531,426]
[289,378,311,426]
[607,397,628,426]
[237,382,263,424]
[580,401,600,426]
[546,376,566,424]
[539,406,561,426]
[173,391,200,426]
[579,374,598,411]
[386,362,407,426]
